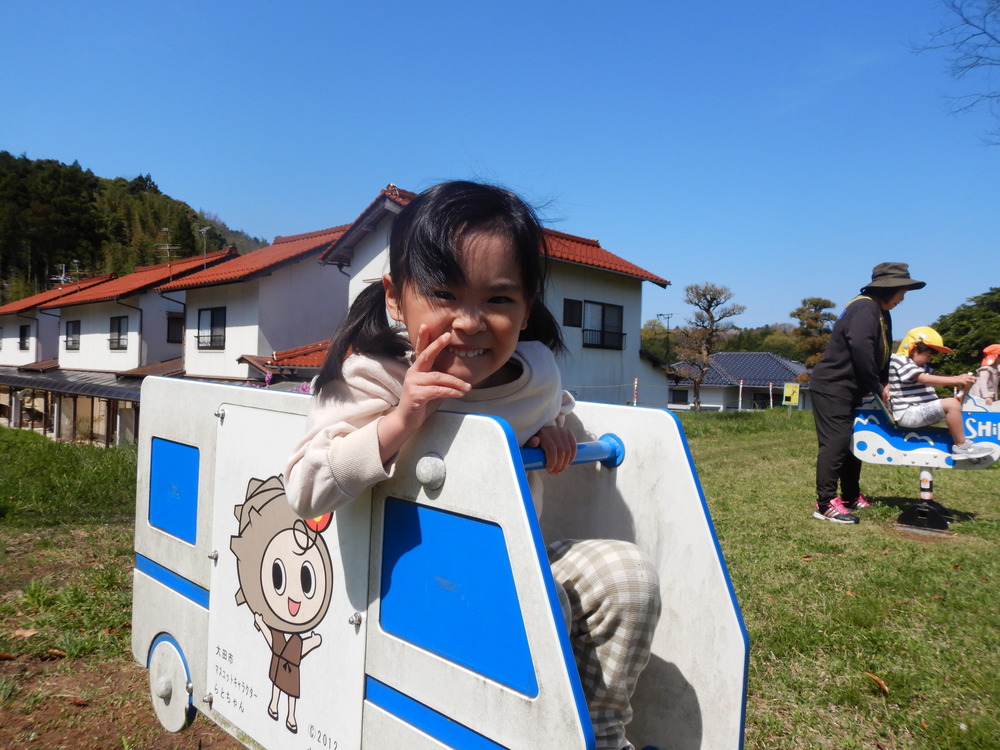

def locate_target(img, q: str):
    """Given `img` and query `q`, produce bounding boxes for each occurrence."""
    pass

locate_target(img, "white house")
[157,226,349,381]
[319,185,670,406]
[38,250,237,372]
[543,230,668,404]
[0,274,115,368]
[0,252,234,443]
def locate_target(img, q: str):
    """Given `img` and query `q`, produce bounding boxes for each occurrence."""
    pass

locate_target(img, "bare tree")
[666,283,746,411]
[921,0,1000,141]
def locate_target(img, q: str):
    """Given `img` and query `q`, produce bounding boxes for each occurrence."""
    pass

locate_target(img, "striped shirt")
[888,353,937,419]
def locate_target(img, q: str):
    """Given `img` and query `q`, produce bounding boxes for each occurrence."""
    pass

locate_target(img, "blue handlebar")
[519,433,625,471]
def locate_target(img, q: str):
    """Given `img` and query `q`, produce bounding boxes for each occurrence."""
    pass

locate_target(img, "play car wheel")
[147,635,195,732]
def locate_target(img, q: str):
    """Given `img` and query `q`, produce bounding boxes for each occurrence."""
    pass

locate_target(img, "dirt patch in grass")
[1,522,240,749]
[0,653,241,749]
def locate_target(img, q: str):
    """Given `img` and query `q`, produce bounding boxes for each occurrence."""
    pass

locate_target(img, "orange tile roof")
[319,185,414,265]
[39,249,238,309]
[239,340,331,374]
[0,274,116,315]
[267,339,331,368]
[320,184,668,287]
[158,225,349,292]
[543,229,668,287]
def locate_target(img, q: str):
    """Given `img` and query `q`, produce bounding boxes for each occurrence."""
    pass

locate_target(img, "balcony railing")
[108,337,128,350]
[582,329,626,350]
[197,333,226,350]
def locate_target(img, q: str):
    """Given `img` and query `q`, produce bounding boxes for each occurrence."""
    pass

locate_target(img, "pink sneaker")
[813,496,860,524]
[846,493,871,510]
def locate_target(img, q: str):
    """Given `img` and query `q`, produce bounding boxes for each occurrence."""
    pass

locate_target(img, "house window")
[0,326,3,349]
[109,316,128,350]
[19,324,30,351]
[582,301,625,350]
[197,307,226,350]
[563,299,582,328]
[669,389,689,405]
[65,320,81,350]
[166,313,184,344]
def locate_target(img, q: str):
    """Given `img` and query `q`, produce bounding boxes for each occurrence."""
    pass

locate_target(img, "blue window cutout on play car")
[379,497,537,696]
[148,437,200,544]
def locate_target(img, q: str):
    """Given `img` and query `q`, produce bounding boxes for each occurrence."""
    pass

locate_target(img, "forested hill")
[0,151,268,303]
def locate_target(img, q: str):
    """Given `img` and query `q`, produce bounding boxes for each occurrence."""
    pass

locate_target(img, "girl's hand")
[526,426,577,474]
[378,325,471,462]
[956,372,976,388]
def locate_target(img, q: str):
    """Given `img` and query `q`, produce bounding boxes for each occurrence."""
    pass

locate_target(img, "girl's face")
[385,231,531,389]
[912,348,935,366]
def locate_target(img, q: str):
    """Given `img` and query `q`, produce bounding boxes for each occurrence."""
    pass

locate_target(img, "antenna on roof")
[155,227,181,262]
[50,263,72,285]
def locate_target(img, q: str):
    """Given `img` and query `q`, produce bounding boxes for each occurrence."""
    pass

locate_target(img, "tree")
[718,323,802,360]
[0,152,269,302]
[922,0,1000,141]
[666,283,746,410]
[640,318,669,361]
[930,287,1000,374]
[790,297,836,368]
[760,327,802,362]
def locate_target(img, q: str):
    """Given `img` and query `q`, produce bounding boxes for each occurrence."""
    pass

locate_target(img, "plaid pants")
[548,539,662,750]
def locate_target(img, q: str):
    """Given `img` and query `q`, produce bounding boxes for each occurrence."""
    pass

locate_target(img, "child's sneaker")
[846,493,871,510]
[813,497,860,524]
[951,441,993,459]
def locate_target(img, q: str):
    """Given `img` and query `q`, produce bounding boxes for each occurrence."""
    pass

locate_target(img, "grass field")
[1,412,999,748]
[679,408,1000,749]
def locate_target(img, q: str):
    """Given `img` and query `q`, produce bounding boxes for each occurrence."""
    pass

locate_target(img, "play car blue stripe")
[365,676,507,750]
[135,554,209,609]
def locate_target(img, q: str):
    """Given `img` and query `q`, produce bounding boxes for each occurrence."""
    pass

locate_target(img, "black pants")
[812,390,862,506]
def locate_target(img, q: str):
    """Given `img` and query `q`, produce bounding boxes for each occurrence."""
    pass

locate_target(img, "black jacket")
[810,295,891,404]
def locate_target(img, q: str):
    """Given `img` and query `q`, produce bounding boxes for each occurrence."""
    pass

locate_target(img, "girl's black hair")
[315,181,564,390]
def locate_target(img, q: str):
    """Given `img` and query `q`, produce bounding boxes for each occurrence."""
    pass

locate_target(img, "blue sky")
[1,1,996,340]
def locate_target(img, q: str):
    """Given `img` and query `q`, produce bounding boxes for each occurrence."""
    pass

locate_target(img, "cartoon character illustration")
[231,476,333,734]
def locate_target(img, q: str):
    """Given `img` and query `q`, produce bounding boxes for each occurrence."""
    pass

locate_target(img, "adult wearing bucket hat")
[809,263,926,524]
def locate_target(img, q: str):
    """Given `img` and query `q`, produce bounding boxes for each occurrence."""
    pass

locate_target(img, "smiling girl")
[284,181,660,750]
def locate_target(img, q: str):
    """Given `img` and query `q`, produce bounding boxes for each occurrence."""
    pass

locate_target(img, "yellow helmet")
[897,326,953,356]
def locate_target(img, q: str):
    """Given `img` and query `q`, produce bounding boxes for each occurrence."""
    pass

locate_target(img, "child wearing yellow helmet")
[888,327,991,458]
[968,343,1000,406]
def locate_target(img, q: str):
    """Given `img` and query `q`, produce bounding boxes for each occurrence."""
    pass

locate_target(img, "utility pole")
[656,312,680,363]
[199,227,211,268]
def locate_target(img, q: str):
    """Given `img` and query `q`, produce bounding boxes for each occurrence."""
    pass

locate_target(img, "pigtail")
[517,229,564,352]
[521,298,565,352]
[314,283,409,391]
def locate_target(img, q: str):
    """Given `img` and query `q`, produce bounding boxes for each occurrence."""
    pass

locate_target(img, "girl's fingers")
[408,369,470,393]
[399,372,470,414]
[412,324,432,358]
[413,328,451,372]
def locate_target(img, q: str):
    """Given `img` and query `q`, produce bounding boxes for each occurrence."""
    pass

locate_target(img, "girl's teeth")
[450,348,485,358]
